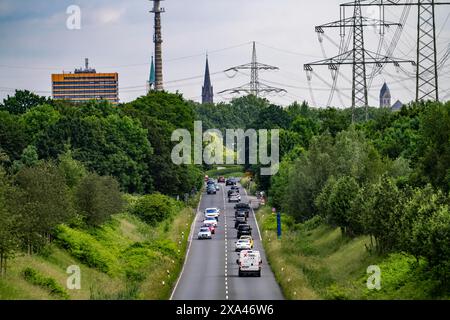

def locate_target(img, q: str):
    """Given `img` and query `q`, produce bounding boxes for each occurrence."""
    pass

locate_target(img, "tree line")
[0,90,204,275]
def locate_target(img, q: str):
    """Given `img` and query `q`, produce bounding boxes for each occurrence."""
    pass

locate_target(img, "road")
[171,182,284,300]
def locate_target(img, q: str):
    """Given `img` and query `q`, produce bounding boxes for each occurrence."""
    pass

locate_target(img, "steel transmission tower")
[219,42,286,97]
[150,0,165,91]
[305,0,414,121]
[340,0,450,102]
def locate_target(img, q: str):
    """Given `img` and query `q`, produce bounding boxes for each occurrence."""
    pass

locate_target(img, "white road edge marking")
[243,185,263,241]
[169,192,203,300]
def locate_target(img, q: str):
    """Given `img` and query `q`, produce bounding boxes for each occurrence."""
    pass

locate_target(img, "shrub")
[54,225,118,275]
[131,193,182,226]
[22,267,69,299]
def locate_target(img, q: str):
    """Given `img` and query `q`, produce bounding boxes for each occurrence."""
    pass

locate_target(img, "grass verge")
[256,206,449,300]
[0,197,197,300]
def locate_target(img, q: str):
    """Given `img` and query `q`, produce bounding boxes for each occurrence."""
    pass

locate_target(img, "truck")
[236,250,262,277]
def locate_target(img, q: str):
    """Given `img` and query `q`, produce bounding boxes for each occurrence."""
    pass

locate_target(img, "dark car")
[235,216,247,229]
[230,185,240,193]
[226,178,236,186]
[237,224,252,238]
[207,179,215,186]
[207,185,216,194]
[235,203,250,218]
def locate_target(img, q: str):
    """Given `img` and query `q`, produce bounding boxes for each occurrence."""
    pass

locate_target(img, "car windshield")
[239,225,250,230]
[206,217,215,220]
[206,209,217,213]
[200,228,209,232]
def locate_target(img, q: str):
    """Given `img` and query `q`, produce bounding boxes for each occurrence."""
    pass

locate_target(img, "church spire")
[202,54,213,104]
[148,56,156,92]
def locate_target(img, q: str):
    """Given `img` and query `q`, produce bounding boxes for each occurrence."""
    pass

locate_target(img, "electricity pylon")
[340,0,450,102]
[219,42,286,97]
[305,0,415,122]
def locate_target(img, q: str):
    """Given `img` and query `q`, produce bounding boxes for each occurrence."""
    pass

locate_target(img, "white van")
[236,250,262,277]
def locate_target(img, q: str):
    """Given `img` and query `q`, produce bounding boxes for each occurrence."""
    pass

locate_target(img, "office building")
[52,59,119,104]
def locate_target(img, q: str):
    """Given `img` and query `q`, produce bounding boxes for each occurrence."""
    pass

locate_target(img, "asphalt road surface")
[171,182,284,300]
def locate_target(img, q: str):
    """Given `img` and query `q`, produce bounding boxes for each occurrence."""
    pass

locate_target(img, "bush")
[54,225,118,275]
[22,267,69,299]
[131,193,182,226]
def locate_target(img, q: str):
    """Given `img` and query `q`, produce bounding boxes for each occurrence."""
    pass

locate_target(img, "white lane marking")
[243,185,263,241]
[222,183,229,300]
[170,192,203,300]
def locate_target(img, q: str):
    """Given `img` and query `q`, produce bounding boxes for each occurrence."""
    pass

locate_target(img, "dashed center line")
[222,186,229,300]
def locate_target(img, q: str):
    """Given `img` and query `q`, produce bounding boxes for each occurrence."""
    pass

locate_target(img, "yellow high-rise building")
[51,59,119,104]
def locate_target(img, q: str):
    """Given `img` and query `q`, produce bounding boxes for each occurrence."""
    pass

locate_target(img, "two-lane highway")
[171,181,284,300]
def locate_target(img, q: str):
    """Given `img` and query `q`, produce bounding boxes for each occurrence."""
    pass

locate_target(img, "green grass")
[0,202,195,300]
[205,165,245,178]
[256,206,450,300]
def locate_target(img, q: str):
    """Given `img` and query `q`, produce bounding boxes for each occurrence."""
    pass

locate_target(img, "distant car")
[204,175,209,182]
[235,203,250,218]
[203,217,218,227]
[234,215,247,229]
[235,211,246,220]
[218,176,225,183]
[226,178,236,186]
[237,224,252,238]
[198,227,212,240]
[239,235,254,248]
[236,250,262,277]
[230,185,240,193]
[207,185,216,194]
[215,184,220,191]
[204,208,220,220]
[235,239,252,252]
[202,223,215,234]
[229,194,241,203]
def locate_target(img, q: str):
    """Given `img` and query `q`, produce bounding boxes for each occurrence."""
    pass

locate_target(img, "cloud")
[96,7,126,25]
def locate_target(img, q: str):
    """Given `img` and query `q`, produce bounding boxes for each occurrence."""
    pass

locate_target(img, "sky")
[0,0,449,107]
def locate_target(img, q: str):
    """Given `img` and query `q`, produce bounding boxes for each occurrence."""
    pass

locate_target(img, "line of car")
[198,175,262,277]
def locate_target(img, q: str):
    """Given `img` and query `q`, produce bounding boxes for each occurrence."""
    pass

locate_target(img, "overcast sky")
[0,0,449,107]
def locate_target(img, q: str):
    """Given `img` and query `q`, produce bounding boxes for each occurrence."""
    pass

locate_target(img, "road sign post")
[277,212,281,239]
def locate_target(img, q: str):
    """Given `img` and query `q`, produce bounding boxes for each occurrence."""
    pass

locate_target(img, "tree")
[0,167,19,276]
[36,114,152,193]
[75,173,124,227]
[20,104,60,141]
[0,90,50,115]
[58,149,87,189]
[359,176,407,253]
[315,176,362,237]
[413,101,450,191]
[0,111,29,161]
[12,162,74,254]
[12,145,40,172]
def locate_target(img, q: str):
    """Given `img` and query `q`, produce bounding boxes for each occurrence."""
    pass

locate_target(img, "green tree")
[0,167,19,276]
[0,90,50,115]
[12,162,74,254]
[75,173,124,227]
[58,149,87,189]
[0,111,29,161]
[11,145,40,172]
[315,176,362,236]
[20,104,60,141]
